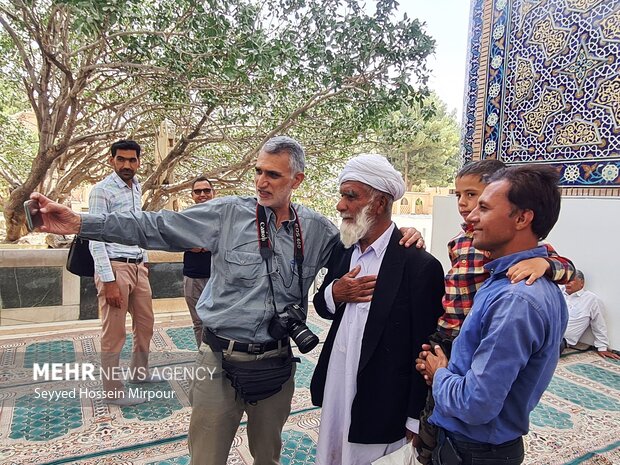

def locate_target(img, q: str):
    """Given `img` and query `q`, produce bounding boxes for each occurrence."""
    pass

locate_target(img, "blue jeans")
[434,429,524,465]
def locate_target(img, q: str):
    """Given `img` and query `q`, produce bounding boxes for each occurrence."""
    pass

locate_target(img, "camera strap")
[256,204,304,308]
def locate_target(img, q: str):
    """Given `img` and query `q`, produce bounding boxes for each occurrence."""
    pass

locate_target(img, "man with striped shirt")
[89,139,156,405]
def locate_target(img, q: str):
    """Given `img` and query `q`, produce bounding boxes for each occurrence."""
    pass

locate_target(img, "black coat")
[310,227,445,444]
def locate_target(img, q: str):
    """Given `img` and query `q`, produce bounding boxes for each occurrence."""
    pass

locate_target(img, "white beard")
[339,204,373,248]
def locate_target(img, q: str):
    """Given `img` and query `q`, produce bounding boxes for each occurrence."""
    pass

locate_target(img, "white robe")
[316,225,407,465]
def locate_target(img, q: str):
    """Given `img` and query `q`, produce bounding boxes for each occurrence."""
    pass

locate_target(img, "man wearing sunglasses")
[183,177,215,346]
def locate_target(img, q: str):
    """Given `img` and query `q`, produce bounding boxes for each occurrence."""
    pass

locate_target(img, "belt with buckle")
[110,257,143,264]
[208,335,289,354]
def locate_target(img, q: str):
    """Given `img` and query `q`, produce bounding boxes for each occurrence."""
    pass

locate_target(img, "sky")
[398,0,471,121]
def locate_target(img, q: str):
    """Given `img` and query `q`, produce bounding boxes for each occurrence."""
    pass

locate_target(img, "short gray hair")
[572,269,585,281]
[261,136,305,174]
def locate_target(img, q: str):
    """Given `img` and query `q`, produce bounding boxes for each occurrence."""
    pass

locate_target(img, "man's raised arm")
[31,192,219,252]
[31,193,82,234]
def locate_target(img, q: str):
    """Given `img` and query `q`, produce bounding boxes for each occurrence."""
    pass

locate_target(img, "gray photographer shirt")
[80,196,339,342]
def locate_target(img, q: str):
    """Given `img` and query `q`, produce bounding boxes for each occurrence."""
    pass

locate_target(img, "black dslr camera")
[268,304,319,354]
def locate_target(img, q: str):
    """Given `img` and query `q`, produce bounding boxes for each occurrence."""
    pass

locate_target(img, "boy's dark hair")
[489,164,561,240]
[110,139,141,158]
[192,176,213,189]
[457,159,505,184]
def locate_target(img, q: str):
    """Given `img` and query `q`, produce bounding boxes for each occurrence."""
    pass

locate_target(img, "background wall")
[431,195,619,350]
[0,249,187,327]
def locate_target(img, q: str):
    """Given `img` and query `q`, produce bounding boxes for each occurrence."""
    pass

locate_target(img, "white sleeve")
[406,417,420,434]
[323,281,337,314]
[590,298,610,351]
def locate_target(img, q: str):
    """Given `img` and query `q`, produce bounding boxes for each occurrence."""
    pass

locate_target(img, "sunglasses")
[193,188,213,195]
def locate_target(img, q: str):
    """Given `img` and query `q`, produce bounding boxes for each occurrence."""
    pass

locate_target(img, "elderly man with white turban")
[310,154,445,465]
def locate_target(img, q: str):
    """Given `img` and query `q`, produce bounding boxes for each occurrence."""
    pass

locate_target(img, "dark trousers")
[417,332,455,464]
[433,429,524,465]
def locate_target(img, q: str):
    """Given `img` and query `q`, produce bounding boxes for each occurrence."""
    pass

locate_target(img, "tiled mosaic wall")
[463,0,620,192]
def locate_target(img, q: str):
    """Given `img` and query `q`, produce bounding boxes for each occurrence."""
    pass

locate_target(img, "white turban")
[338,153,406,200]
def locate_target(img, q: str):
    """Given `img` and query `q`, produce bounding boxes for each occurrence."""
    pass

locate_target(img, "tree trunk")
[3,147,60,241]
[404,152,409,191]
[3,186,30,242]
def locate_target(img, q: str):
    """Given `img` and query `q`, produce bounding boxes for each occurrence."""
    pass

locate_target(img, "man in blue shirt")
[416,165,568,465]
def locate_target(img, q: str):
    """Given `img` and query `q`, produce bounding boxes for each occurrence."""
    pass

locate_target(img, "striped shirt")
[436,223,574,338]
[88,172,147,282]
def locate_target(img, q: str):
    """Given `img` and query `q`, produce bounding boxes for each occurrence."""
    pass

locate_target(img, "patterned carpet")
[0,315,618,465]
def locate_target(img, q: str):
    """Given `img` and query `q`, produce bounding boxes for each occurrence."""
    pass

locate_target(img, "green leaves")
[375,93,461,190]
[1,0,438,236]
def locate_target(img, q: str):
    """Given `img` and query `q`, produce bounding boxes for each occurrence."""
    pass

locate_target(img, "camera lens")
[289,321,319,354]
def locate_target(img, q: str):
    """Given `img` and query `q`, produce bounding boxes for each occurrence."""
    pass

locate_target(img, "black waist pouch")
[221,355,298,404]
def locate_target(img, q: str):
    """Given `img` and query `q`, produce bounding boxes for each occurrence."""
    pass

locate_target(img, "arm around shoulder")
[542,243,575,284]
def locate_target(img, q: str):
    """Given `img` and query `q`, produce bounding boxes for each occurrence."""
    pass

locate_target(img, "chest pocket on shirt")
[293,263,317,299]
[224,250,264,287]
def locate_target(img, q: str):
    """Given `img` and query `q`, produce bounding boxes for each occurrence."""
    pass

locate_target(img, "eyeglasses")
[193,188,213,195]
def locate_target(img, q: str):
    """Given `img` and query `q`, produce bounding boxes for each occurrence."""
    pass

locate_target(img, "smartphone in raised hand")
[24,199,43,231]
